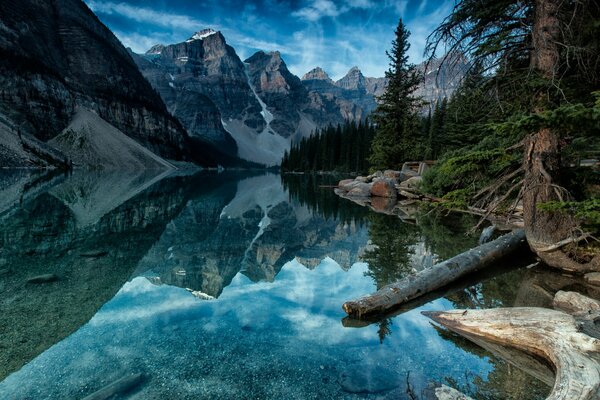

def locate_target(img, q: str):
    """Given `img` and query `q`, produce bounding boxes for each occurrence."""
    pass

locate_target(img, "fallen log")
[423,307,600,400]
[82,373,144,400]
[342,229,527,318]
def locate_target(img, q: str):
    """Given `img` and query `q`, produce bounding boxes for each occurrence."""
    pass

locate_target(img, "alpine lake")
[0,170,556,399]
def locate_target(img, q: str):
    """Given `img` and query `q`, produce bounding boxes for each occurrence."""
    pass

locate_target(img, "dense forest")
[281,120,375,173]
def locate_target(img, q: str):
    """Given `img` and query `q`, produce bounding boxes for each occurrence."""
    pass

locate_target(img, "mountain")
[415,54,469,106]
[0,0,203,167]
[133,33,365,166]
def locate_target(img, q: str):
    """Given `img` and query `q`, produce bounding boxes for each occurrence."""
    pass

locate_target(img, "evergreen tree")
[280,120,375,173]
[368,19,423,171]
[428,97,447,159]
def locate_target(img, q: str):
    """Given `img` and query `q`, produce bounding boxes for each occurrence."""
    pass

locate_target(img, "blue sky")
[85,0,453,79]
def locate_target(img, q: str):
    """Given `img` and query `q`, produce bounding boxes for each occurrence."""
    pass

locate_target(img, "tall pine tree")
[368,19,422,171]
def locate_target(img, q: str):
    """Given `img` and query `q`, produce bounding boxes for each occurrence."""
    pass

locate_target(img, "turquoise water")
[0,170,550,399]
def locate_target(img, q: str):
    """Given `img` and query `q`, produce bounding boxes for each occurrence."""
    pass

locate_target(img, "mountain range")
[0,0,466,168]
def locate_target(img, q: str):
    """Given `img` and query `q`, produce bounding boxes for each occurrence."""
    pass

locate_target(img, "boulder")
[367,171,383,181]
[347,182,372,197]
[338,179,355,191]
[355,176,369,183]
[383,170,402,180]
[399,176,422,190]
[370,179,397,198]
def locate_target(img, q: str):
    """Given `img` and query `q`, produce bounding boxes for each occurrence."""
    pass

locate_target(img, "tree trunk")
[523,0,581,270]
[342,230,526,318]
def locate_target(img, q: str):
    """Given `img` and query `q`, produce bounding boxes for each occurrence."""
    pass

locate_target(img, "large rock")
[383,170,402,181]
[347,182,372,197]
[338,179,355,191]
[399,176,423,190]
[370,179,397,198]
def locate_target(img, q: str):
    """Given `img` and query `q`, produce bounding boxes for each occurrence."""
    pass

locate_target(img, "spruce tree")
[368,19,422,171]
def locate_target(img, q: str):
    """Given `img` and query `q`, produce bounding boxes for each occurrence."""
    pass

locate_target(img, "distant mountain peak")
[336,66,366,90]
[302,67,332,82]
[187,28,218,42]
[146,44,165,55]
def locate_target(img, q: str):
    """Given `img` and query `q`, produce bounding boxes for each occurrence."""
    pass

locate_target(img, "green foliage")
[538,199,600,228]
[368,18,423,171]
[421,149,519,197]
[281,119,375,173]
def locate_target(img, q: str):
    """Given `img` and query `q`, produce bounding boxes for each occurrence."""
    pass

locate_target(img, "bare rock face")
[414,54,469,106]
[244,51,310,138]
[131,30,263,155]
[302,67,333,82]
[0,0,192,163]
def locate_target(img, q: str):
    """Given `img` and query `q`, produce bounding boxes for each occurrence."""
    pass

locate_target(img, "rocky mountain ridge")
[0,0,195,167]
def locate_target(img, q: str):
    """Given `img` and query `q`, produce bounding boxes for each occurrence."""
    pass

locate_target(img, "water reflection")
[0,171,560,399]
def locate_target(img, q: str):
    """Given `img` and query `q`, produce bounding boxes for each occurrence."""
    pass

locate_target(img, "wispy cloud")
[292,0,375,22]
[86,1,214,31]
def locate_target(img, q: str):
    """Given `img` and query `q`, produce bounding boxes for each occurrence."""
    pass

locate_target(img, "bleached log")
[423,308,600,400]
[342,230,526,318]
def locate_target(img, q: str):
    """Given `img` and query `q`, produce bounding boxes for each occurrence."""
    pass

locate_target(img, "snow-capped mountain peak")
[187,29,218,42]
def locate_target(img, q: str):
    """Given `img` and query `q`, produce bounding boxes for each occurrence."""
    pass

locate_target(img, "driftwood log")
[423,297,600,399]
[82,373,144,400]
[343,229,527,318]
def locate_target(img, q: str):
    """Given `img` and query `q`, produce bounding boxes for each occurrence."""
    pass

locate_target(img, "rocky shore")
[335,163,431,221]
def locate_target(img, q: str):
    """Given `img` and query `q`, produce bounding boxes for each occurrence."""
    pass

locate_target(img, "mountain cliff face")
[0,0,195,164]
[414,55,469,106]
[133,33,366,166]
[131,29,265,158]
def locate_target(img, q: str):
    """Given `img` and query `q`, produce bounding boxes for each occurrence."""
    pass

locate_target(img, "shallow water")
[0,170,552,399]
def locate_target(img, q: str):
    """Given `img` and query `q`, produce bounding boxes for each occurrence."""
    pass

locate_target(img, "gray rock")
[399,176,423,189]
[346,182,372,197]
[338,365,399,394]
[355,176,369,183]
[383,170,402,180]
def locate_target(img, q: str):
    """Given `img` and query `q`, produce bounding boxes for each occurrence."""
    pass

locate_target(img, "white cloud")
[292,0,375,22]
[86,1,214,31]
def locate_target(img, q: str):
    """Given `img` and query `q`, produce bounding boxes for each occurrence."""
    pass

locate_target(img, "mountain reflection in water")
[0,171,552,399]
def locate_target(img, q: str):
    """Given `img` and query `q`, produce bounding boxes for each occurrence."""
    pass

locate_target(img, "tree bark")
[342,230,526,318]
[523,0,582,270]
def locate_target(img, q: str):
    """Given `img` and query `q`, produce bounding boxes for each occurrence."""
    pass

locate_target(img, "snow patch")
[187,29,217,42]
